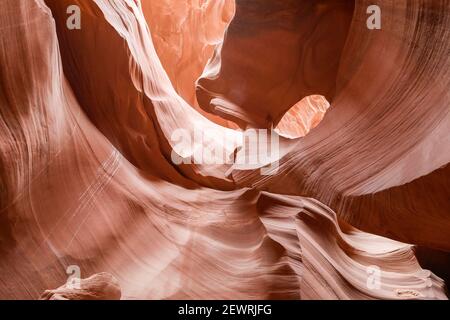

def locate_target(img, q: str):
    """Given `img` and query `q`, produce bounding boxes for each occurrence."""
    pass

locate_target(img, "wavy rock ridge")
[0,0,448,299]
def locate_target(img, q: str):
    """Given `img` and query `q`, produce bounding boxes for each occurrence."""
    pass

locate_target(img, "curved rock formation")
[39,273,121,300]
[229,0,450,253]
[142,0,236,127]
[0,0,448,300]
[196,0,354,128]
[275,95,330,138]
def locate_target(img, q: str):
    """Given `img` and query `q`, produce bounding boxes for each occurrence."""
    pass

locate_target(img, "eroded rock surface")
[39,273,121,300]
[0,0,448,300]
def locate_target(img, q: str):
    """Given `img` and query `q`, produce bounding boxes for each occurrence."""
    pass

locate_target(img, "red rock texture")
[0,0,448,300]
[39,272,121,300]
[196,0,354,128]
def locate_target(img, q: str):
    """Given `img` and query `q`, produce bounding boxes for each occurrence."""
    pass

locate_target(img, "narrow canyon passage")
[0,0,449,300]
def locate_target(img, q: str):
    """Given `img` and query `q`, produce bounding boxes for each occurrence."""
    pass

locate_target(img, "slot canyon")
[0,0,449,300]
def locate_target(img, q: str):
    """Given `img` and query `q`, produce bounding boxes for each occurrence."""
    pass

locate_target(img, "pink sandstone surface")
[0,0,448,300]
